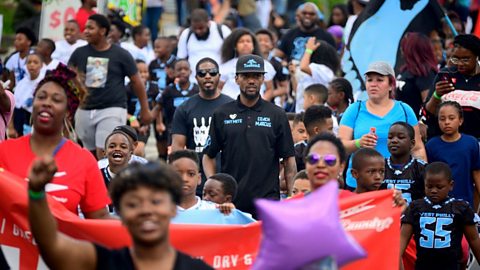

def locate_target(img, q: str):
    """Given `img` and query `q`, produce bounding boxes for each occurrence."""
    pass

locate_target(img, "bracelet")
[355,139,361,149]
[305,49,314,54]
[129,116,137,123]
[433,91,442,100]
[28,189,45,200]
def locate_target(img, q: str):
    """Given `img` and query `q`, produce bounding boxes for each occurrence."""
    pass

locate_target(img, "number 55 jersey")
[402,197,476,270]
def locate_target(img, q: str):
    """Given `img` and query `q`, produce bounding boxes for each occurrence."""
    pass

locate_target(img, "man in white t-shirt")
[52,20,87,65]
[121,25,155,64]
[176,9,231,81]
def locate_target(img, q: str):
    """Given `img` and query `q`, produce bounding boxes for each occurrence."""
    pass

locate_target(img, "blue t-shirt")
[340,100,418,188]
[426,134,480,206]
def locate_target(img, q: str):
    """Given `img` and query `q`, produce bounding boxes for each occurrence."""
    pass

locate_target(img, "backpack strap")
[398,101,408,123]
[217,23,224,39]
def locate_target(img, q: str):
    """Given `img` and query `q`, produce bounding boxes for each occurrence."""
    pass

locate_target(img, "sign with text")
[0,168,401,269]
[39,0,81,41]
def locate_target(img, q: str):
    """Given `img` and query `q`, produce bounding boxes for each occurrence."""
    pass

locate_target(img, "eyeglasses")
[450,57,472,65]
[196,69,219,77]
[305,153,337,167]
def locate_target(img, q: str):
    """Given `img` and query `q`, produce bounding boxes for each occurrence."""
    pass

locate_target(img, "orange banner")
[0,169,401,270]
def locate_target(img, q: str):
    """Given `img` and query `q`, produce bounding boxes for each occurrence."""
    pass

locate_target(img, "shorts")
[75,107,127,150]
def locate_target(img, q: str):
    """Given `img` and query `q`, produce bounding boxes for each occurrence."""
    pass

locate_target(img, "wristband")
[305,49,314,54]
[355,139,361,149]
[433,91,442,100]
[28,189,45,200]
[129,116,137,123]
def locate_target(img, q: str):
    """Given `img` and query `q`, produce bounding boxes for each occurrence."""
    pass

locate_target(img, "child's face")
[292,178,311,195]
[438,105,463,136]
[26,55,43,79]
[256,33,274,55]
[174,61,191,84]
[171,158,200,198]
[35,40,50,58]
[154,39,170,58]
[425,172,453,203]
[64,22,80,44]
[292,122,308,144]
[327,86,341,107]
[351,157,385,192]
[388,124,413,157]
[137,62,149,84]
[14,33,30,52]
[203,179,230,204]
[106,133,132,167]
[303,93,314,110]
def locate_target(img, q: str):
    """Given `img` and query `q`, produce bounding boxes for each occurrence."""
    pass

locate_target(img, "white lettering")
[213,255,239,268]
[342,217,394,232]
[339,199,375,218]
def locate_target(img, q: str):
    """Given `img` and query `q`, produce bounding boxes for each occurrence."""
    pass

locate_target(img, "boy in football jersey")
[400,162,480,270]
[381,122,426,205]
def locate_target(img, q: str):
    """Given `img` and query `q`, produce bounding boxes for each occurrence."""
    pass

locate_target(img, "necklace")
[387,157,415,176]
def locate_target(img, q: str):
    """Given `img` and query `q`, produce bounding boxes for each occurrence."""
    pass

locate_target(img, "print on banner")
[86,57,108,88]
[193,117,211,153]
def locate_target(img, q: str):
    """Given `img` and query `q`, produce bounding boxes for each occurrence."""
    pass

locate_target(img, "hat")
[357,0,370,5]
[236,54,266,74]
[364,61,395,77]
[113,125,138,142]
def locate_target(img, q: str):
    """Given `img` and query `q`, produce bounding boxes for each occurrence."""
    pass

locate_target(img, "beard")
[194,28,210,40]
[240,87,260,100]
[301,20,316,30]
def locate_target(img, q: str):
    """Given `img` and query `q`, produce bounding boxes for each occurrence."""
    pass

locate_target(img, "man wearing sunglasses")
[203,54,297,216]
[171,57,233,195]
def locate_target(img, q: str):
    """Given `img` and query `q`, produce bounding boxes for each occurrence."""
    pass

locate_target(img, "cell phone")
[438,71,455,84]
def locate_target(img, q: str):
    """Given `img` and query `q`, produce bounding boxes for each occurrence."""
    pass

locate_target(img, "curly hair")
[34,63,87,122]
[220,28,261,63]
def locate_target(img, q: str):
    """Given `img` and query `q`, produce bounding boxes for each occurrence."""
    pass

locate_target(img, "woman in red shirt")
[0,64,111,219]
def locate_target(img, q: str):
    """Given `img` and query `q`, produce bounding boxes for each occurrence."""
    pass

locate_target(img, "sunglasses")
[197,69,219,77]
[305,153,337,167]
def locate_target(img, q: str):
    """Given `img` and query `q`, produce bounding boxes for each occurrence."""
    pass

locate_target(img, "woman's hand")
[217,203,235,215]
[434,80,455,97]
[28,156,57,192]
[305,37,321,51]
[359,133,378,148]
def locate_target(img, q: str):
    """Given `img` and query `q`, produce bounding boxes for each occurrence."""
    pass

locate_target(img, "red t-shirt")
[75,8,96,32]
[0,135,110,214]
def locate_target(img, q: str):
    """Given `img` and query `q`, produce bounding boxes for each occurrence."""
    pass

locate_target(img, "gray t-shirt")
[69,44,137,110]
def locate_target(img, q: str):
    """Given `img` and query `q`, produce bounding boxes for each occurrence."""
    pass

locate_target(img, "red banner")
[0,169,401,270]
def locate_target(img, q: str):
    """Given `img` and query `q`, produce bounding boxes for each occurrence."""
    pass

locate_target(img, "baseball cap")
[236,54,266,74]
[113,125,138,142]
[364,61,395,77]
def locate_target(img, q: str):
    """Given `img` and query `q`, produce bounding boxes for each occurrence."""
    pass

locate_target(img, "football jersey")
[402,197,475,270]
[381,157,426,204]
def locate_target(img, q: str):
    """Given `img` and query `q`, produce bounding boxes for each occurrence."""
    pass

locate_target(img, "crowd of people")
[1,0,480,269]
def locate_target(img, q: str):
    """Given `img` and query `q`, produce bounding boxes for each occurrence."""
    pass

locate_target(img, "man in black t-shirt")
[171,57,233,195]
[68,14,152,159]
[203,55,296,215]
[275,3,335,62]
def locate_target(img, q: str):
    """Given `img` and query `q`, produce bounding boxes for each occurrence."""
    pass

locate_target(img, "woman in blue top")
[338,61,427,189]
